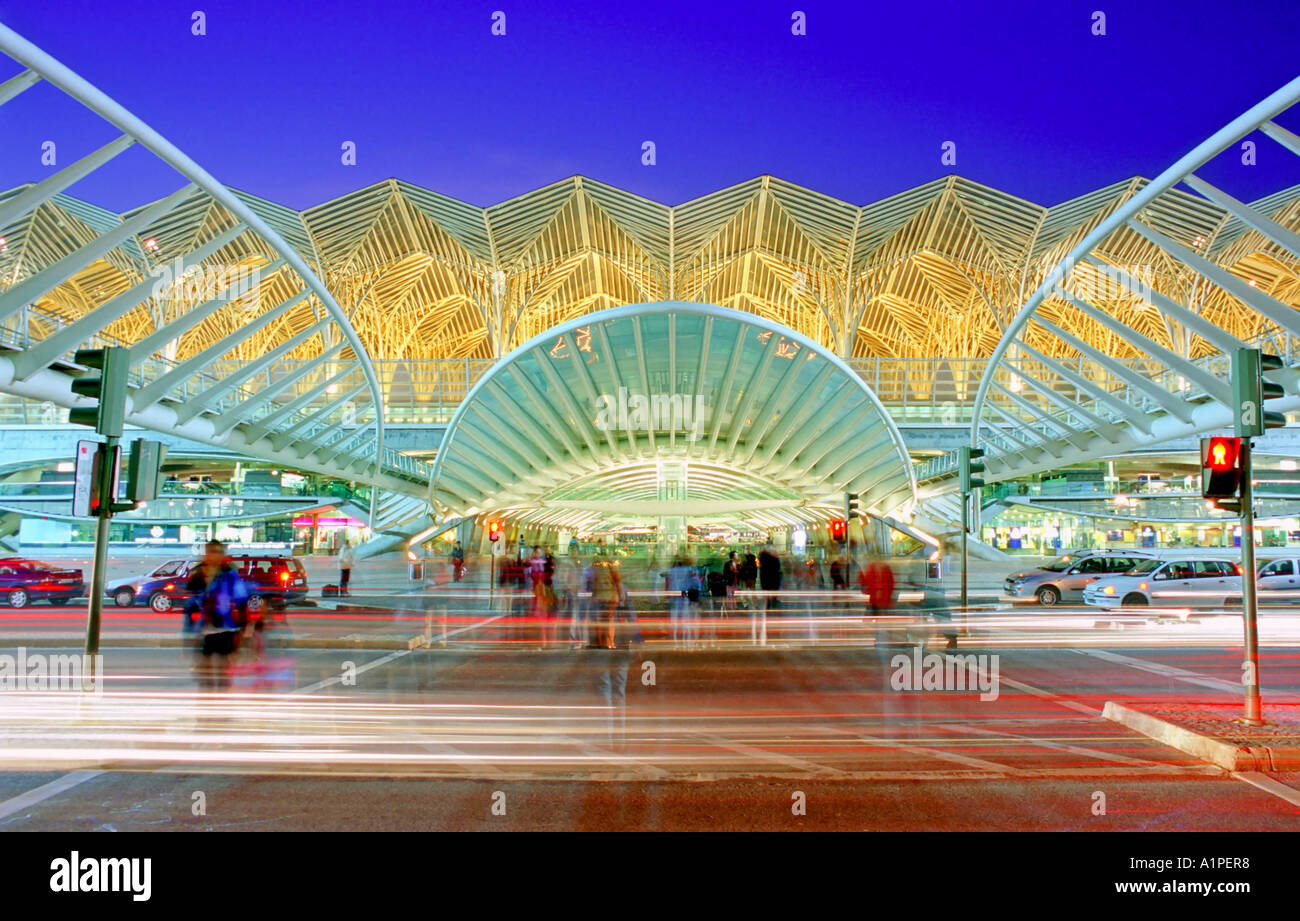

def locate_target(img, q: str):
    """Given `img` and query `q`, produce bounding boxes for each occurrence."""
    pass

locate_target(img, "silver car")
[1083,558,1241,609]
[1004,551,1153,606]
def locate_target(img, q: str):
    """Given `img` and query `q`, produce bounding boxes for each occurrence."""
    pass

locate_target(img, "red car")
[0,558,86,608]
[228,555,309,612]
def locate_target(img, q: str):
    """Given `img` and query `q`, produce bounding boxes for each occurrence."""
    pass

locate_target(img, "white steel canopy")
[431,301,916,527]
[969,76,1300,484]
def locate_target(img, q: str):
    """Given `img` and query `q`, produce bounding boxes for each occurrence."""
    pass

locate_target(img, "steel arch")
[970,76,1300,483]
[0,24,430,511]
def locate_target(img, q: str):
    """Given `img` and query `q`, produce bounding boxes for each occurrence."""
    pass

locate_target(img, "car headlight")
[1103,586,1115,595]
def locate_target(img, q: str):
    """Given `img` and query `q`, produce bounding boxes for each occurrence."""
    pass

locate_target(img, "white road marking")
[0,769,102,821]
[295,612,507,693]
[698,732,847,775]
[831,726,1015,773]
[295,649,412,693]
[556,734,673,780]
[937,721,1152,766]
[1075,648,1241,693]
[417,741,507,776]
[29,612,512,810]
[959,654,1099,715]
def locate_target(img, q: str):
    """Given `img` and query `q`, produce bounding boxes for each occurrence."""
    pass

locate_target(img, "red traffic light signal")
[1204,436,1240,471]
[1201,436,1242,500]
[829,518,847,543]
[487,519,502,541]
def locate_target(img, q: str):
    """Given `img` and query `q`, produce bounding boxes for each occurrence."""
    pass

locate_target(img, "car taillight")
[165,583,175,591]
[280,571,290,582]
[1235,564,1243,575]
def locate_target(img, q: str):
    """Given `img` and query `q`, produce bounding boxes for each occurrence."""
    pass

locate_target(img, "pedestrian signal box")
[1200,435,1242,500]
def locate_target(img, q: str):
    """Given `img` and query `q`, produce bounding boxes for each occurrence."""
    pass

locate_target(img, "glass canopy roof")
[431,302,916,530]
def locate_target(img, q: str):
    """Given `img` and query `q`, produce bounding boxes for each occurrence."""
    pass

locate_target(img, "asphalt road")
[2,595,1300,829]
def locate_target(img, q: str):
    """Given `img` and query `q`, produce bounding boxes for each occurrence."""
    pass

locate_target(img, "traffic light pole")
[960,490,969,611]
[1239,439,1262,724]
[957,445,984,613]
[83,435,117,658]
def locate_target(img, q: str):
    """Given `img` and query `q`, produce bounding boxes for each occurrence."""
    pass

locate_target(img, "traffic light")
[69,346,129,438]
[1233,347,1286,438]
[846,493,859,519]
[959,445,985,494]
[126,440,168,502]
[487,519,502,541]
[829,518,847,543]
[1201,435,1242,500]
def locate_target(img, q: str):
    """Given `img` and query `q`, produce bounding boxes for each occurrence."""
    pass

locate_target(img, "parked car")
[107,554,308,613]
[0,558,85,608]
[105,558,196,612]
[1257,557,1300,604]
[229,555,308,612]
[1004,551,1153,606]
[1083,558,1242,609]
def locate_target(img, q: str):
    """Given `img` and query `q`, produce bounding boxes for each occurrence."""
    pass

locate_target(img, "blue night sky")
[0,0,1297,212]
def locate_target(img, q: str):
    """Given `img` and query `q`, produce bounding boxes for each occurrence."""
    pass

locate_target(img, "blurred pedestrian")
[590,551,623,649]
[861,554,896,615]
[666,556,695,645]
[830,556,846,590]
[186,539,250,690]
[723,551,739,606]
[756,544,783,644]
[740,550,758,595]
[539,550,558,648]
[861,553,899,648]
[560,555,582,646]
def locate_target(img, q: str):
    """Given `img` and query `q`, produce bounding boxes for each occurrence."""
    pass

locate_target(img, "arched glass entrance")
[431,301,916,539]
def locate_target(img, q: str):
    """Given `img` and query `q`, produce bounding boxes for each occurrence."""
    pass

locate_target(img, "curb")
[1102,701,1300,772]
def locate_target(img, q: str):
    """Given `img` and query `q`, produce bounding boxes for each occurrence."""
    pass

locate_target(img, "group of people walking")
[488,543,886,649]
[496,546,630,648]
[439,538,954,650]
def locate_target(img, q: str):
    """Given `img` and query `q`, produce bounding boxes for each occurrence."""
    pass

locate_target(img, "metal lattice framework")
[431,302,916,531]
[971,76,1300,484]
[25,174,1300,416]
[249,172,1300,381]
[0,25,437,518]
[4,21,1299,537]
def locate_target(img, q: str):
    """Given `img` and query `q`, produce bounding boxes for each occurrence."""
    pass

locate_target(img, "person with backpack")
[186,539,250,690]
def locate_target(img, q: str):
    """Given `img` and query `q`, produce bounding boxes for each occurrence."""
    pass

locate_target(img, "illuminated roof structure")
[10,174,1300,378]
[431,302,916,531]
[2,21,1299,539]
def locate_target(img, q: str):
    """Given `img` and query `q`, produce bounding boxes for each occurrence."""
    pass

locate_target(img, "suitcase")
[322,584,341,598]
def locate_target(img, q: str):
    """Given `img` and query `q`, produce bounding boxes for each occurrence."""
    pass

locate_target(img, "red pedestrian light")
[1205,436,1239,470]
[1201,436,1242,500]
